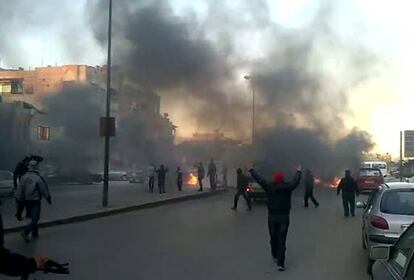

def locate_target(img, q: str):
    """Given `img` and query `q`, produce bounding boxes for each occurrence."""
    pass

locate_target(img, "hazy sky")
[1,0,413,157]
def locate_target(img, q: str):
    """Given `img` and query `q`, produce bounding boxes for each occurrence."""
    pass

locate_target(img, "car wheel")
[366,259,374,275]
[121,175,128,181]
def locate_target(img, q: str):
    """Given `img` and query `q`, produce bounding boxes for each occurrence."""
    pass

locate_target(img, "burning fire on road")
[187,172,198,186]
[315,176,341,189]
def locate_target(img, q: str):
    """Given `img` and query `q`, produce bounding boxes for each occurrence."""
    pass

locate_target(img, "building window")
[37,126,50,140]
[0,80,24,95]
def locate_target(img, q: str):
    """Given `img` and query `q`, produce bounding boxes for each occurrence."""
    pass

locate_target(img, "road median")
[4,188,227,234]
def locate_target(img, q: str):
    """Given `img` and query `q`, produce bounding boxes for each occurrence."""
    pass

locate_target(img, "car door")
[372,224,414,280]
[363,188,381,238]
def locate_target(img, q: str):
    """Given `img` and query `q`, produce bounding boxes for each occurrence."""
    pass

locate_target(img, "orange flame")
[314,176,341,188]
[187,172,198,186]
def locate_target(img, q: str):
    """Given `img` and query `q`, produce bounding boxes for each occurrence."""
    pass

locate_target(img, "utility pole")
[102,0,112,207]
[244,75,255,145]
[400,130,403,182]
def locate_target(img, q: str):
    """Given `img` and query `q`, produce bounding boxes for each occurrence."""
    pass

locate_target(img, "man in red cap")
[249,165,302,271]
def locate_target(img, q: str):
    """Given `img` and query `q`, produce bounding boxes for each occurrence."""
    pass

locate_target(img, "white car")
[0,170,14,195]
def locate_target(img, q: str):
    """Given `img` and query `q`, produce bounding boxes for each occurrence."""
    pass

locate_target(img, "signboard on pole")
[404,130,414,157]
[100,117,116,137]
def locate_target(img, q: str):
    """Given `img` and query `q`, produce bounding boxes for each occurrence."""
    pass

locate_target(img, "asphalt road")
[3,187,370,280]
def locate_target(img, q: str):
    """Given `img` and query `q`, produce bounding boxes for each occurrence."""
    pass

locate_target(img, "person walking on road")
[176,166,183,191]
[249,165,302,271]
[156,165,168,194]
[195,162,205,192]
[15,160,51,243]
[337,170,359,217]
[231,168,252,211]
[304,169,319,208]
[148,165,156,193]
[207,159,217,190]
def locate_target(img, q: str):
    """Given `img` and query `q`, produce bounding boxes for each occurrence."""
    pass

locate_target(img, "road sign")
[100,117,115,137]
[404,130,414,157]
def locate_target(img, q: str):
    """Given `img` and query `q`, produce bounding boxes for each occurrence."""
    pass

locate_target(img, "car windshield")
[359,169,381,177]
[372,164,386,169]
[381,190,414,215]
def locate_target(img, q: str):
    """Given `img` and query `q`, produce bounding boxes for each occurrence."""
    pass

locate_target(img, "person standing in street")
[176,166,183,191]
[304,169,319,208]
[337,170,359,217]
[249,165,302,271]
[222,163,228,188]
[231,168,252,211]
[148,165,156,193]
[195,162,205,192]
[207,159,217,190]
[16,160,51,243]
[156,165,168,194]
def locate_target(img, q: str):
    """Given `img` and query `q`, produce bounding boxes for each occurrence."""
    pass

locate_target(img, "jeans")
[148,176,154,193]
[198,177,203,191]
[304,190,319,207]
[268,214,290,266]
[233,189,251,209]
[209,175,216,190]
[158,180,166,194]
[24,200,41,237]
[342,192,355,217]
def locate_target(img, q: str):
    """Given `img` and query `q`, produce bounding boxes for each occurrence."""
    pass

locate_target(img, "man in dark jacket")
[304,169,319,208]
[249,165,302,271]
[207,159,217,190]
[337,170,359,217]
[156,165,168,194]
[176,166,183,191]
[231,168,252,211]
[195,162,205,192]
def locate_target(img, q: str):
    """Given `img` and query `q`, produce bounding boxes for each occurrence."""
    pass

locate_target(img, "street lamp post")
[102,0,113,207]
[244,75,255,145]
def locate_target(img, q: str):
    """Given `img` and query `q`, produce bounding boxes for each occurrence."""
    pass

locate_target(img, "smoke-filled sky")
[0,0,413,157]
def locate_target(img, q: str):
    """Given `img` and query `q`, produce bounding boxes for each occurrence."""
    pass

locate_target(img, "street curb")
[4,189,228,234]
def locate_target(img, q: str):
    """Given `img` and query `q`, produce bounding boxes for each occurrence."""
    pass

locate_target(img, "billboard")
[404,130,414,157]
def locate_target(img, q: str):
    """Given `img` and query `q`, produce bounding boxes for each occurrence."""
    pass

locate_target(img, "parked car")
[0,170,13,195]
[246,177,267,201]
[357,182,414,273]
[369,222,414,279]
[128,170,145,184]
[47,171,102,185]
[108,171,129,181]
[357,168,384,192]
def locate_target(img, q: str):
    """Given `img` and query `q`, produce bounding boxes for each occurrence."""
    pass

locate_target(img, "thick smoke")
[87,0,377,177]
[38,85,105,173]
[37,84,176,173]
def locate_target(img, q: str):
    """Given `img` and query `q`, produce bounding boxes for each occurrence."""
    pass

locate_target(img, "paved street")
[4,187,370,280]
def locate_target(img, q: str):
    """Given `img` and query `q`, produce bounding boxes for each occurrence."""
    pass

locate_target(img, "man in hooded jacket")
[249,165,302,271]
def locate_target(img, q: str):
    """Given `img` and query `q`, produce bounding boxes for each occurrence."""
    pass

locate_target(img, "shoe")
[315,203,319,208]
[351,214,355,217]
[231,207,237,210]
[21,232,30,243]
[247,207,252,211]
[303,205,309,208]
[277,265,285,271]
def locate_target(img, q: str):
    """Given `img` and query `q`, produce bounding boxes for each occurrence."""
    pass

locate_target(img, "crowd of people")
[146,159,228,194]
